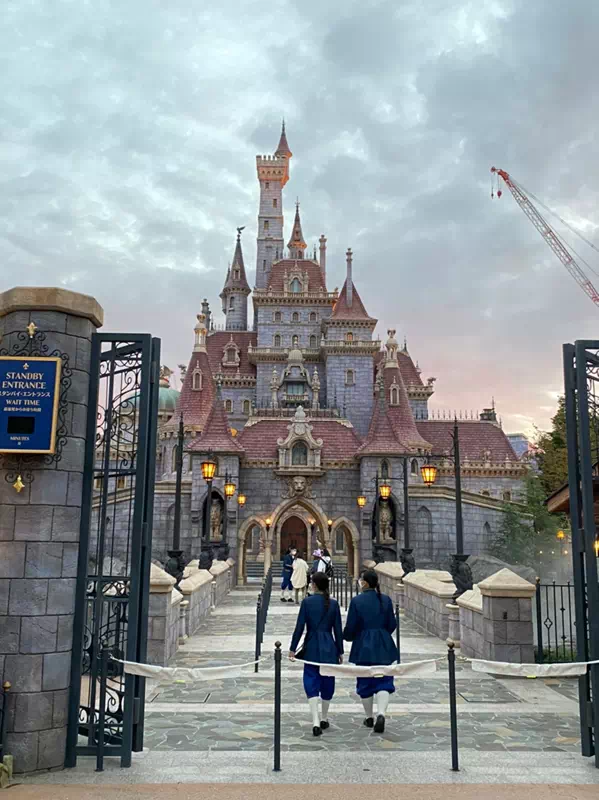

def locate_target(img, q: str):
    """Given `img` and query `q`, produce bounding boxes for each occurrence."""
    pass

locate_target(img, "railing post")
[96,648,110,773]
[535,578,544,664]
[395,602,401,663]
[255,595,262,674]
[447,641,459,772]
[273,641,282,772]
[0,681,10,763]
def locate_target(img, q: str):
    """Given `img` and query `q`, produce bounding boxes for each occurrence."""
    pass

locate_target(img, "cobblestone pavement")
[141,583,585,755]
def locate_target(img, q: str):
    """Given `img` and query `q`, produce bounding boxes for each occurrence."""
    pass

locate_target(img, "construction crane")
[491,166,599,307]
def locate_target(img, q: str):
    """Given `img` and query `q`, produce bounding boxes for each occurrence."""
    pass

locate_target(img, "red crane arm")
[491,167,599,307]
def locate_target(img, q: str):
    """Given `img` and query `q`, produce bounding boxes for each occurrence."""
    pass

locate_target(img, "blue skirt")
[281,574,293,590]
[356,676,395,698]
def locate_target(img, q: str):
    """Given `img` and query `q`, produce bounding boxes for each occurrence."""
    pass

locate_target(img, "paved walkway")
[18,583,599,787]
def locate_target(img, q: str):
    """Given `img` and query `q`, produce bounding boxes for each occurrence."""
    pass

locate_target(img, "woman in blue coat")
[289,572,343,736]
[343,569,399,733]
[280,547,295,602]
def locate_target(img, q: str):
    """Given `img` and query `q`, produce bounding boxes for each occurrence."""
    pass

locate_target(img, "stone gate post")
[0,287,103,773]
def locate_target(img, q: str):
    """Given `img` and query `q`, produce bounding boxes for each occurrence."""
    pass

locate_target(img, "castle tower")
[220,229,250,331]
[287,201,307,259]
[255,122,291,289]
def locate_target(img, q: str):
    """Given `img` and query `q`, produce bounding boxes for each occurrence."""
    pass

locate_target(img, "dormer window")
[290,278,302,293]
[192,369,203,391]
[234,269,240,280]
[227,349,236,362]
[292,441,308,466]
[222,337,241,368]
[345,369,355,386]
[390,385,399,405]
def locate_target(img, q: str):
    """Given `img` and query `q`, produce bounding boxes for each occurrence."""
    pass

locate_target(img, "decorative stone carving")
[276,406,323,473]
[282,475,314,499]
[222,335,241,368]
[379,499,393,540]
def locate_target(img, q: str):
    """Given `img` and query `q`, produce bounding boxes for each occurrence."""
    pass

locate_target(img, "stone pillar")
[0,287,103,773]
[479,568,536,663]
[446,603,460,648]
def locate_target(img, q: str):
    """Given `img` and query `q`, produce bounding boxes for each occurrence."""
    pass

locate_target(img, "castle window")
[117,477,126,490]
[345,369,355,386]
[310,335,317,348]
[229,296,235,309]
[265,182,270,190]
[292,311,299,322]
[309,312,317,322]
[274,334,281,347]
[264,221,269,232]
[345,332,354,342]
[234,269,240,280]
[263,259,267,271]
[192,369,203,391]
[273,198,277,208]
[411,458,418,476]
[503,491,512,501]
[226,348,236,362]
[292,335,299,347]
[292,441,308,466]
[225,399,233,413]
[335,529,346,554]
[381,460,390,480]
[390,385,399,405]
[94,477,103,491]
[274,311,282,322]
[290,278,302,293]
[481,489,491,497]
[243,399,251,415]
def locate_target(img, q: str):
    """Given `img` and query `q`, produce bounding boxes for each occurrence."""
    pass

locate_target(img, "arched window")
[234,269,240,280]
[345,332,354,342]
[290,278,302,293]
[415,506,433,559]
[274,334,281,347]
[345,369,355,386]
[192,369,202,391]
[274,311,282,322]
[380,460,390,480]
[292,311,299,322]
[225,399,233,413]
[250,525,261,553]
[292,335,299,347]
[292,441,308,466]
[411,458,418,475]
[309,312,317,322]
[263,259,267,271]
[265,182,270,190]
[335,527,348,554]
[226,348,236,362]
[310,335,317,348]
[229,296,235,309]
[502,491,512,501]
[243,399,251,415]
[390,385,399,405]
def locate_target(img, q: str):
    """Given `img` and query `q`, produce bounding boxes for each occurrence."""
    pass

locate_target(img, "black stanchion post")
[535,578,544,663]
[96,648,110,773]
[273,641,282,772]
[447,641,459,772]
[395,602,401,663]
[255,595,262,673]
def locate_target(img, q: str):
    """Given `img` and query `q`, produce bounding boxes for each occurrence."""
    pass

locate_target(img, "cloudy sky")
[2,0,599,436]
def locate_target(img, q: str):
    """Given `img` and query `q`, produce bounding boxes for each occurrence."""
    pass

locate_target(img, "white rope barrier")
[112,657,265,681]
[467,657,599,678]
[300,658,439,678]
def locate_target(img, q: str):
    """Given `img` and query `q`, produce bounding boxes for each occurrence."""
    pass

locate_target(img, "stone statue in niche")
[210,500,223,541]
[379,499,393,540]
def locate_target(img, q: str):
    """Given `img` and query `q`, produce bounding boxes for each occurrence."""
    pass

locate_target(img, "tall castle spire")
[255,122,291,289]
[287,200,307,259]
[220,228,250,331]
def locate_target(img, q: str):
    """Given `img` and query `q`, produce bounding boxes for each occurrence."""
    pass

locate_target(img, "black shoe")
[374,714,385,733]
[363,717,374,729]
[312,726,323,737]
[280,597,286,602]
[287,598,295,603]
[320,720,330,730]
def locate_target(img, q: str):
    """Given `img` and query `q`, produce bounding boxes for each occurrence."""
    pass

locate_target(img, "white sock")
[321,699,330,722]
[361,696,374,719]
[376,690,390,717]
[309,696,320,727]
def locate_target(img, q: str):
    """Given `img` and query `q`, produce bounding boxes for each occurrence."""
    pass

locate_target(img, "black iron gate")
[563,341,599,766]
[66,334,160,768]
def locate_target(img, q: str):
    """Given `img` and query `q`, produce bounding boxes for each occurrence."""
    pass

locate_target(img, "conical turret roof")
[221,229,250,296]
[188,383,244,454]
[275,121,292,159]
[287,201,307,254]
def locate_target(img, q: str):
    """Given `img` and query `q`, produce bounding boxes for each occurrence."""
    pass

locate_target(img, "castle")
[109,125,528,581]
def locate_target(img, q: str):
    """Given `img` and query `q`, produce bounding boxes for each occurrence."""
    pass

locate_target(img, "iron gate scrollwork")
[563,341,599,766]
[66,334,160,768]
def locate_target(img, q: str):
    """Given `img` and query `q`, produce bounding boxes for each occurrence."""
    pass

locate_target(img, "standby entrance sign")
[0,356,62,454]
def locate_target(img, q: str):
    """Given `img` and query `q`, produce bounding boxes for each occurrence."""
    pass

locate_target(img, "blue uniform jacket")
[282,553,294,575]
[343,589,399,666]
[289,593,343,664]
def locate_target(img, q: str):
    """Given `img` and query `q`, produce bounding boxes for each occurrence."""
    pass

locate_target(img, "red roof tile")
[170,350,215,429]
[266,259,327,292]
[206,331,257,377]
[238,419,362,461]
[384,366,432,452]
[415,421,518,462]
[331,279,375,322]
[275,122,292,158]
[374,350,423,387]
[356,389,404,456]
[187,388,244,454]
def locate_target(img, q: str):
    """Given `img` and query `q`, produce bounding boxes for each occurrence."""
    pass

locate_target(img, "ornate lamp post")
[165,414,186,583]
[357,495,367,510]
[237,494,246,509]
[200,451,217,569]
[309,517,316,551]
[223,471,236,556]
[421,420,472,597]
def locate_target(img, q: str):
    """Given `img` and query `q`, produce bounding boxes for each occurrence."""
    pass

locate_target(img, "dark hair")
[296,550,303,559]
[361,569,382,605]
[311,571,330,610]
[322,548,331,558]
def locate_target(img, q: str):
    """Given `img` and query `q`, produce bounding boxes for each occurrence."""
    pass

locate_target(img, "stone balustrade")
[402,570,457,640]
[373,563,405,606]
[148,565,183,666]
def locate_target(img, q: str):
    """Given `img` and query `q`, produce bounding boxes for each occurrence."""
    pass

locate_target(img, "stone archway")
[268,497,331,572]
[331,516,360,576]
[237,516,266,584]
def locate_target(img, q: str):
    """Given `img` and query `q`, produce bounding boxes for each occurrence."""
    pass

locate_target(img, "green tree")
[535,397,568,496]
